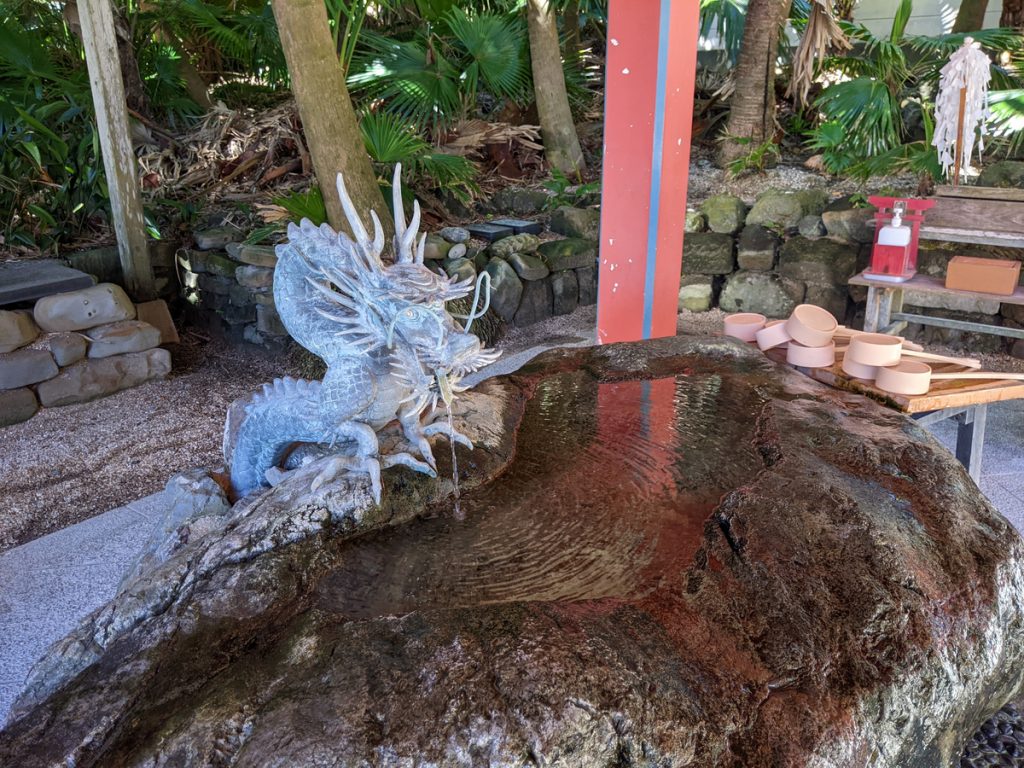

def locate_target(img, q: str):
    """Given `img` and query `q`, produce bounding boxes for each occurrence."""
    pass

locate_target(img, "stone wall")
[0,286,176,427]
[178,207,600,348]
[682,189,1024,355]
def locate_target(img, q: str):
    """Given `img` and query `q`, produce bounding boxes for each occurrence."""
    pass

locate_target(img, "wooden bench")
[921,185,1024,249]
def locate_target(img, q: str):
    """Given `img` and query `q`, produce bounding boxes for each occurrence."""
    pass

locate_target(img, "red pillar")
[597,0,700,343]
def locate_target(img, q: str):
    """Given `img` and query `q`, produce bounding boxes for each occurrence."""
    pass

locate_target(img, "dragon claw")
[423,422,474,451]
[382,452,437,478]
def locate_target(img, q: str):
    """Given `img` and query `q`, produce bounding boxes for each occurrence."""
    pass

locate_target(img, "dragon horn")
[336,172,372,255]
[401,199,421,260]
[369,209,385,263]
[416,232,426,264]
[392,163,406,253]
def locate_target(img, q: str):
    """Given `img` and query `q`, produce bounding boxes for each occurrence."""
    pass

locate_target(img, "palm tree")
[716,0,792,167]
[1003,0,1024,28]
[953,0,990,32]
[270,0,390,239]
[526,0,586,174]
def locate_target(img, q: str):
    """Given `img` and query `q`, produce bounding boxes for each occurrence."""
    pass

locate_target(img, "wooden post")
[78,0,155,299]
[953,86,968,187]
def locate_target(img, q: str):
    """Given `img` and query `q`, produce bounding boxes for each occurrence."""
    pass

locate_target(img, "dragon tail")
[226,377,323,497]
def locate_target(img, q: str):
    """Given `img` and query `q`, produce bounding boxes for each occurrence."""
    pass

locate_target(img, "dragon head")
[302,165,499,414]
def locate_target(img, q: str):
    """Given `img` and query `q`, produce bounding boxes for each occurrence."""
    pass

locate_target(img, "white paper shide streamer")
[932,37,991,182]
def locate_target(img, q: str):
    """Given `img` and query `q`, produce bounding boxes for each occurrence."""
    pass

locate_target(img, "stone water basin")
[3,337,1024,768]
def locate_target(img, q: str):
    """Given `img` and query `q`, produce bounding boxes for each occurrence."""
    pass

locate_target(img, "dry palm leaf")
[789,0,852,106]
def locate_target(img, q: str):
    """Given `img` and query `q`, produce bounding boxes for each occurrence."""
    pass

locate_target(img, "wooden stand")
[952,86,967,186]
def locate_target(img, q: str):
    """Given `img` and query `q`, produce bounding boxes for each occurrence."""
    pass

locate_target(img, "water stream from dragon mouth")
[317,369,768,619]
[445,402,463,521]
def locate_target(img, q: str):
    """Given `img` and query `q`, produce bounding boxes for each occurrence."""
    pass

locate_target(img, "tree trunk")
[1002,0,1024,27]
[952,0,990,32]
[526,0,586,175]
[717,0,791,167]
[563,0,581,60]
[270,0,390,241]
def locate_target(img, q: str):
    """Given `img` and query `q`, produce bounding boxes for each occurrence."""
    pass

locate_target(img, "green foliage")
[349,8,531,130]
[272,187,329,227]
[808,0,1024,178]
[989,89,1024,157]
[359,110,477,199]
[723,136,781,177]
[541,167,598,209]
[699,0,811,65]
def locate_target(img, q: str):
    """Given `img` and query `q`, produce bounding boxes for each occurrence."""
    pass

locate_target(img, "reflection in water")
[317,371,765,619]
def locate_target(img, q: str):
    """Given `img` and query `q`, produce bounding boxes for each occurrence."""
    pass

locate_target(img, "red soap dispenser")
[864,197,935,283]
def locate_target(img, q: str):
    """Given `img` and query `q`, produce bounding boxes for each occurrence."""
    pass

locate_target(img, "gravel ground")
[0,333,302,553]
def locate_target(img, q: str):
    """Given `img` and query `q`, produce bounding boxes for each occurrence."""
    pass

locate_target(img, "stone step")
[0,261,95,307]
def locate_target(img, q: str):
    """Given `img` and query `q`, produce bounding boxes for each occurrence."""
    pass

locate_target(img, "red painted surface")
[866,197,936,281]
[597,1,701,344]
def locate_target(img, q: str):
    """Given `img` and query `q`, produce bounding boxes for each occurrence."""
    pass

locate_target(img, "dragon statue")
[227,165,498,503]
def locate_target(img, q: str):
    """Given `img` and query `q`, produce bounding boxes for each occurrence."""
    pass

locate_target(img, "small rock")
[576,266,598,305]
[0,387,38,427]
[550,206,600,240]
[36,348,172,407]
[746,190,805,230]
[977,160,1024,189]
[236,265,275,291]
[443,258,476,284]
[86,320,161,359]
[678,275,715,312]
[798,215,827,238]
[822,197,876,243]
[794,189,830,217]
[448,243,468,260]
[471,248,488,274]
[198,274,235,295]
[778,237,858,285]
[513,278,553,326]
[49,333,88,367]
[682,233,735,275]
[193,227,238,250]
[134,300,179,345]
[537,238,597,271]
[0,310,39,353]
[226,242,278,268]
[506,252,550,281]
[187,251,239,279]
[484,258,524,322]
[550,270,579,315]
[700,195,748,234]
[720,271,804,317]
[439,227,471,244]
[256,305,288,337]
[804,283,848,321]
[0,348,58,389]
[489,233,541,259]
[33,283,136,333]
[488,187,549,216]
[737,225,778,272]
[423,234,453,261]
[685,210,707,233]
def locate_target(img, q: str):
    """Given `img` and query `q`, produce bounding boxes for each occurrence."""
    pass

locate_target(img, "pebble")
[439,226,470,244]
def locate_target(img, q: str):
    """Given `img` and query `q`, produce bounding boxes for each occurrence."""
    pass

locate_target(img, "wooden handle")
[931,371,1024,381]
[901,348,981,368]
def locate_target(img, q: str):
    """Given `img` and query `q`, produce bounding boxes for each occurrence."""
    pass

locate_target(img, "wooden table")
[849,271,1024,340]
[768,348,1024,481]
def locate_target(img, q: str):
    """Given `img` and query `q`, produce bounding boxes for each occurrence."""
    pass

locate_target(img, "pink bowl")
[842,357,879,381]
[786,341,836,368]
[785,304,838,347]
[724,312,767,342]
[756,320,792,350]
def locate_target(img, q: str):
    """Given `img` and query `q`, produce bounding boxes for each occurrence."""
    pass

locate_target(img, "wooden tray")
[765,346,1024,414]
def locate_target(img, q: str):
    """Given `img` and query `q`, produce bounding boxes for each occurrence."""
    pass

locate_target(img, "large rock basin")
[2,337,1024,766]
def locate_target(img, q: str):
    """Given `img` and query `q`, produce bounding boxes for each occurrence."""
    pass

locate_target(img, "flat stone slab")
[466,223,514,242]
[489,218,543,235]
[0,261,94,307]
